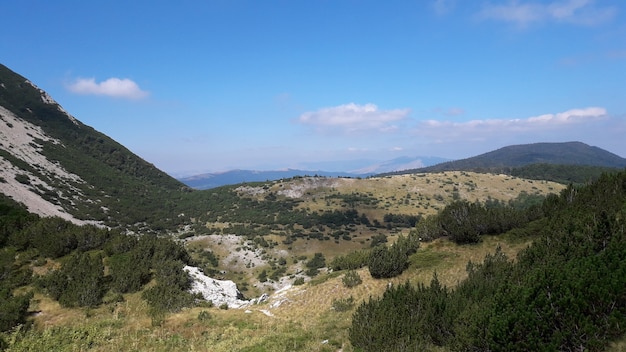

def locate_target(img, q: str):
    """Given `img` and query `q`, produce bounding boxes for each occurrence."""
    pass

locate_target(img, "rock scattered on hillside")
[184,265,251,308]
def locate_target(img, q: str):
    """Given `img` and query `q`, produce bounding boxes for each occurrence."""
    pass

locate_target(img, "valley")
[183,171,563,298]
[2,63,626,351]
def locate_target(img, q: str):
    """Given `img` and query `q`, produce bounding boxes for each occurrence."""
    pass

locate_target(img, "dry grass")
[608,339,626,352]
[270,171,563,219]
[192,171,564,294]
[16,233,624,351]
[8,173,569,351]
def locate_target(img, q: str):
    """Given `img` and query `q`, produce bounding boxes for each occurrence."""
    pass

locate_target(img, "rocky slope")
[0,89,96,225]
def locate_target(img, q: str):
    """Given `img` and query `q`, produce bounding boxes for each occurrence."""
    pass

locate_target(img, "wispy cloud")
[297,103,410,134]
[67,77,149,99]
[416,107,607,141]
[433,107,466,117]
[478,0,617,27]
[432,0,456,15]
[527,107,606,123]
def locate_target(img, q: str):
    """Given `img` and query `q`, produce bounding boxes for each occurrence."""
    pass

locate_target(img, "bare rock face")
[184,266,251,309]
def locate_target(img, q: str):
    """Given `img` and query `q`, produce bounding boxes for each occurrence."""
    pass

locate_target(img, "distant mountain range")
[178,142,626,189]
[178,156,450,189]
[178,169,358,190]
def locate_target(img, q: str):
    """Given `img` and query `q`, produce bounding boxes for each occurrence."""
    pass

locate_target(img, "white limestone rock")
[184,265,251,309]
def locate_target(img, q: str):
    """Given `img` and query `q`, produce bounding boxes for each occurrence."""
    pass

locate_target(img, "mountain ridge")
[385,141,626,175]
[177,155,450,189]
[0,63,189,230]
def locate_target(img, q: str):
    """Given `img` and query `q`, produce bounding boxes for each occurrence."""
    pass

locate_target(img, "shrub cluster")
[351,171,626,351]
[1,192,197,335]
[412,192,545,244]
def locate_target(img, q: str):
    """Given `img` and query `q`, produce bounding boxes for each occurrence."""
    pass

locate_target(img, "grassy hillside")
[2,235,539,351]
[180,171,563,294]
[1,169,570,351]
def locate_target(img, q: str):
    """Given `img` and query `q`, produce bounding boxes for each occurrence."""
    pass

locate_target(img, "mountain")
[391,142,626,174]
[179,156,450,189]
[349,155,450,174]
[178,169,363,190]
[0,64,189,230]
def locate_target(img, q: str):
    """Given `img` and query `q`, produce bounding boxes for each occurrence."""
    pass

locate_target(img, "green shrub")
[198,310,211,322]
[42,252,106,308]
[306,253,326,270]
[342,270,362,288]
[367,245,408,279]
[330,250,369,271]
[332,296,355,312]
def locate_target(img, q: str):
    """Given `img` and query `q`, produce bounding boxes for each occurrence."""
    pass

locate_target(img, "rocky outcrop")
[184,265,251,308]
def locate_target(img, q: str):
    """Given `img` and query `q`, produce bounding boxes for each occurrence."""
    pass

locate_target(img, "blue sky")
[2,0,625,176]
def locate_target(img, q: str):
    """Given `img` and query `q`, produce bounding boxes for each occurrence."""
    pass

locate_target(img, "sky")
[1,0,625,176]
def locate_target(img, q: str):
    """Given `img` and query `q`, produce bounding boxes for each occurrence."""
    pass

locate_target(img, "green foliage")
[369,233,387,247]
[325,192,380,207]
[197,310,211,322]
[306,253,326,270]
[412,197,543,244]
[197,249,219,267]
[510,163,621,184]
[13,174,30,185]
[0,266,33,333]
[382,213,420,228]
[0,195,37,247]
[351,170,626,351]
[331,296,355,312]
[7,215,111,258]
[329,250,369,271]
[350,277,453,351]
[1,192,196,318]
[257,270,267,283]
[367,245,407,279]
[304,253,326,277]
[42,252,106,308]
[108,253,150,293]
[142,282,195,315]
[341,270,362,288]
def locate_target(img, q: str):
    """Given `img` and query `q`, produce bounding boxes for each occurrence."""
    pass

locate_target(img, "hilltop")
[384,141,625,175]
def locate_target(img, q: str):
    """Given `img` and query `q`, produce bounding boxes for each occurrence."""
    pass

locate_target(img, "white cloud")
[478,0,617,27]
[297,103,410,134]
[416,107,607,142]
[67,77,149,99]
[527,107,606,123]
